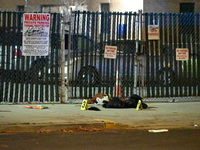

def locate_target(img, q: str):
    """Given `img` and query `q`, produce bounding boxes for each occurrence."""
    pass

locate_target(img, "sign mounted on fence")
[176,48,189,61]
[148,25,159,40]
[104,45,117,59]
[22,13,50,56]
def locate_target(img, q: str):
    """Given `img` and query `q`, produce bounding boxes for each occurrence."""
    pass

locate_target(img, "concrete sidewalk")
[0,102,200,133]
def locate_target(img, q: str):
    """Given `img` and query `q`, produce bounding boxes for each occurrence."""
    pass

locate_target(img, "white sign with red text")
[104,45,117,59]
[22,13,50,56]
[148,25,159,40]
[176,48,189,61]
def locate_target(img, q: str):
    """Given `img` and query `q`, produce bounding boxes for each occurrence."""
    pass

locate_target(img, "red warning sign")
[176,48,189,61]
[104,45,117,59]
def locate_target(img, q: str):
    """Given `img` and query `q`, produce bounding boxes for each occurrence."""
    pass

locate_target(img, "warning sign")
[148,25,159,40]
[176,48,189,61]
[104,45,117,59]
[22,13,50,56]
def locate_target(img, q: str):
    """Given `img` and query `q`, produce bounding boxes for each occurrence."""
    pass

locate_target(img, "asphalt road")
[1,128,200,150]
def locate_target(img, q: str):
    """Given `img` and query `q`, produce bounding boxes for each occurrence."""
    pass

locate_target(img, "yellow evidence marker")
[80,100,88,110]
[136,100,143,110]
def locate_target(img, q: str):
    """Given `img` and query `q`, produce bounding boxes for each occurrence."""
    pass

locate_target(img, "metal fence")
[145,13,200,98]
[67,11,200,99]
[1,11,200,103]
[0,12,61,103]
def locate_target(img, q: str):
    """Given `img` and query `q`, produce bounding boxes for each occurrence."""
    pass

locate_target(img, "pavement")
[0,101,200,133]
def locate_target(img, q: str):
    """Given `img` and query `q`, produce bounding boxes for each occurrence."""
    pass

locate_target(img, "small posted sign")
[148,25,160,40]
[104,45,117,59]
[22,13,50,56]
[176,48,189,61]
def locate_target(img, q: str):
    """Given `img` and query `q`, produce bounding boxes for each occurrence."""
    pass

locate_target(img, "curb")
[1,122,199,133]
[0,122,106,133]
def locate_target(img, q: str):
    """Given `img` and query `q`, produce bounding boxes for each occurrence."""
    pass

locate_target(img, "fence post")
[67,9,73,102]
[60,11,67,103]
[138,9,145,97]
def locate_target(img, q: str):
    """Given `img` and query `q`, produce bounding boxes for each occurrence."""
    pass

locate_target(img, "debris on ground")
[148,129,169,133]
[24,106,34,109]
[24,105,48,109]
[88,107,101,111]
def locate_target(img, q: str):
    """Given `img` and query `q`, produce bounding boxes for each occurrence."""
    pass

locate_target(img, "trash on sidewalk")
[24,105,48,109]
[88,107,101,111]
[24,106,34,109]
[34,105,48,109]
[148,129,169,133]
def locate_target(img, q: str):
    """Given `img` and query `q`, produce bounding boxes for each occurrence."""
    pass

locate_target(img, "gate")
[68,11,200,100]
[0,12,61,103]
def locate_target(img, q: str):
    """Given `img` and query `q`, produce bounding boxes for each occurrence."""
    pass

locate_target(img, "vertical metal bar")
[30,56,35,102]
[90,12,95,96]
[102,12,107,95]
[145,13,150,98]
[193,14,197,96]
[0,12,3,102]
[9,12,14,102]
[126,12,132,97]
[94,12,99,94]
[138,10,142,41]
[159,13,164,97]
[197,14,200,96]
[130,13,136,95]
[98,12,104,94]
[164,13,169,97]
[188,13,193,96]
[122,12,128,96]
[106,12,111,95]
[178,13,183,96]
[188,14,192,97]
[192,14,197,96]
[116,12,122,97]
[110,12,116,96]
[55,13,61,102]
[6,12,11,102]
[66,11,72,101]
[9,12,15,102]
[173,13,178,97]
[50,13,56,102]
[80,11,86,98]
[85,11,90,98]
[2,12,7,102]
[17,12,23,102]
[182,14,187,97]
[168,13,173,97]
[149,13,155,97]
[154,13,159,97]
[72,11,78,98]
